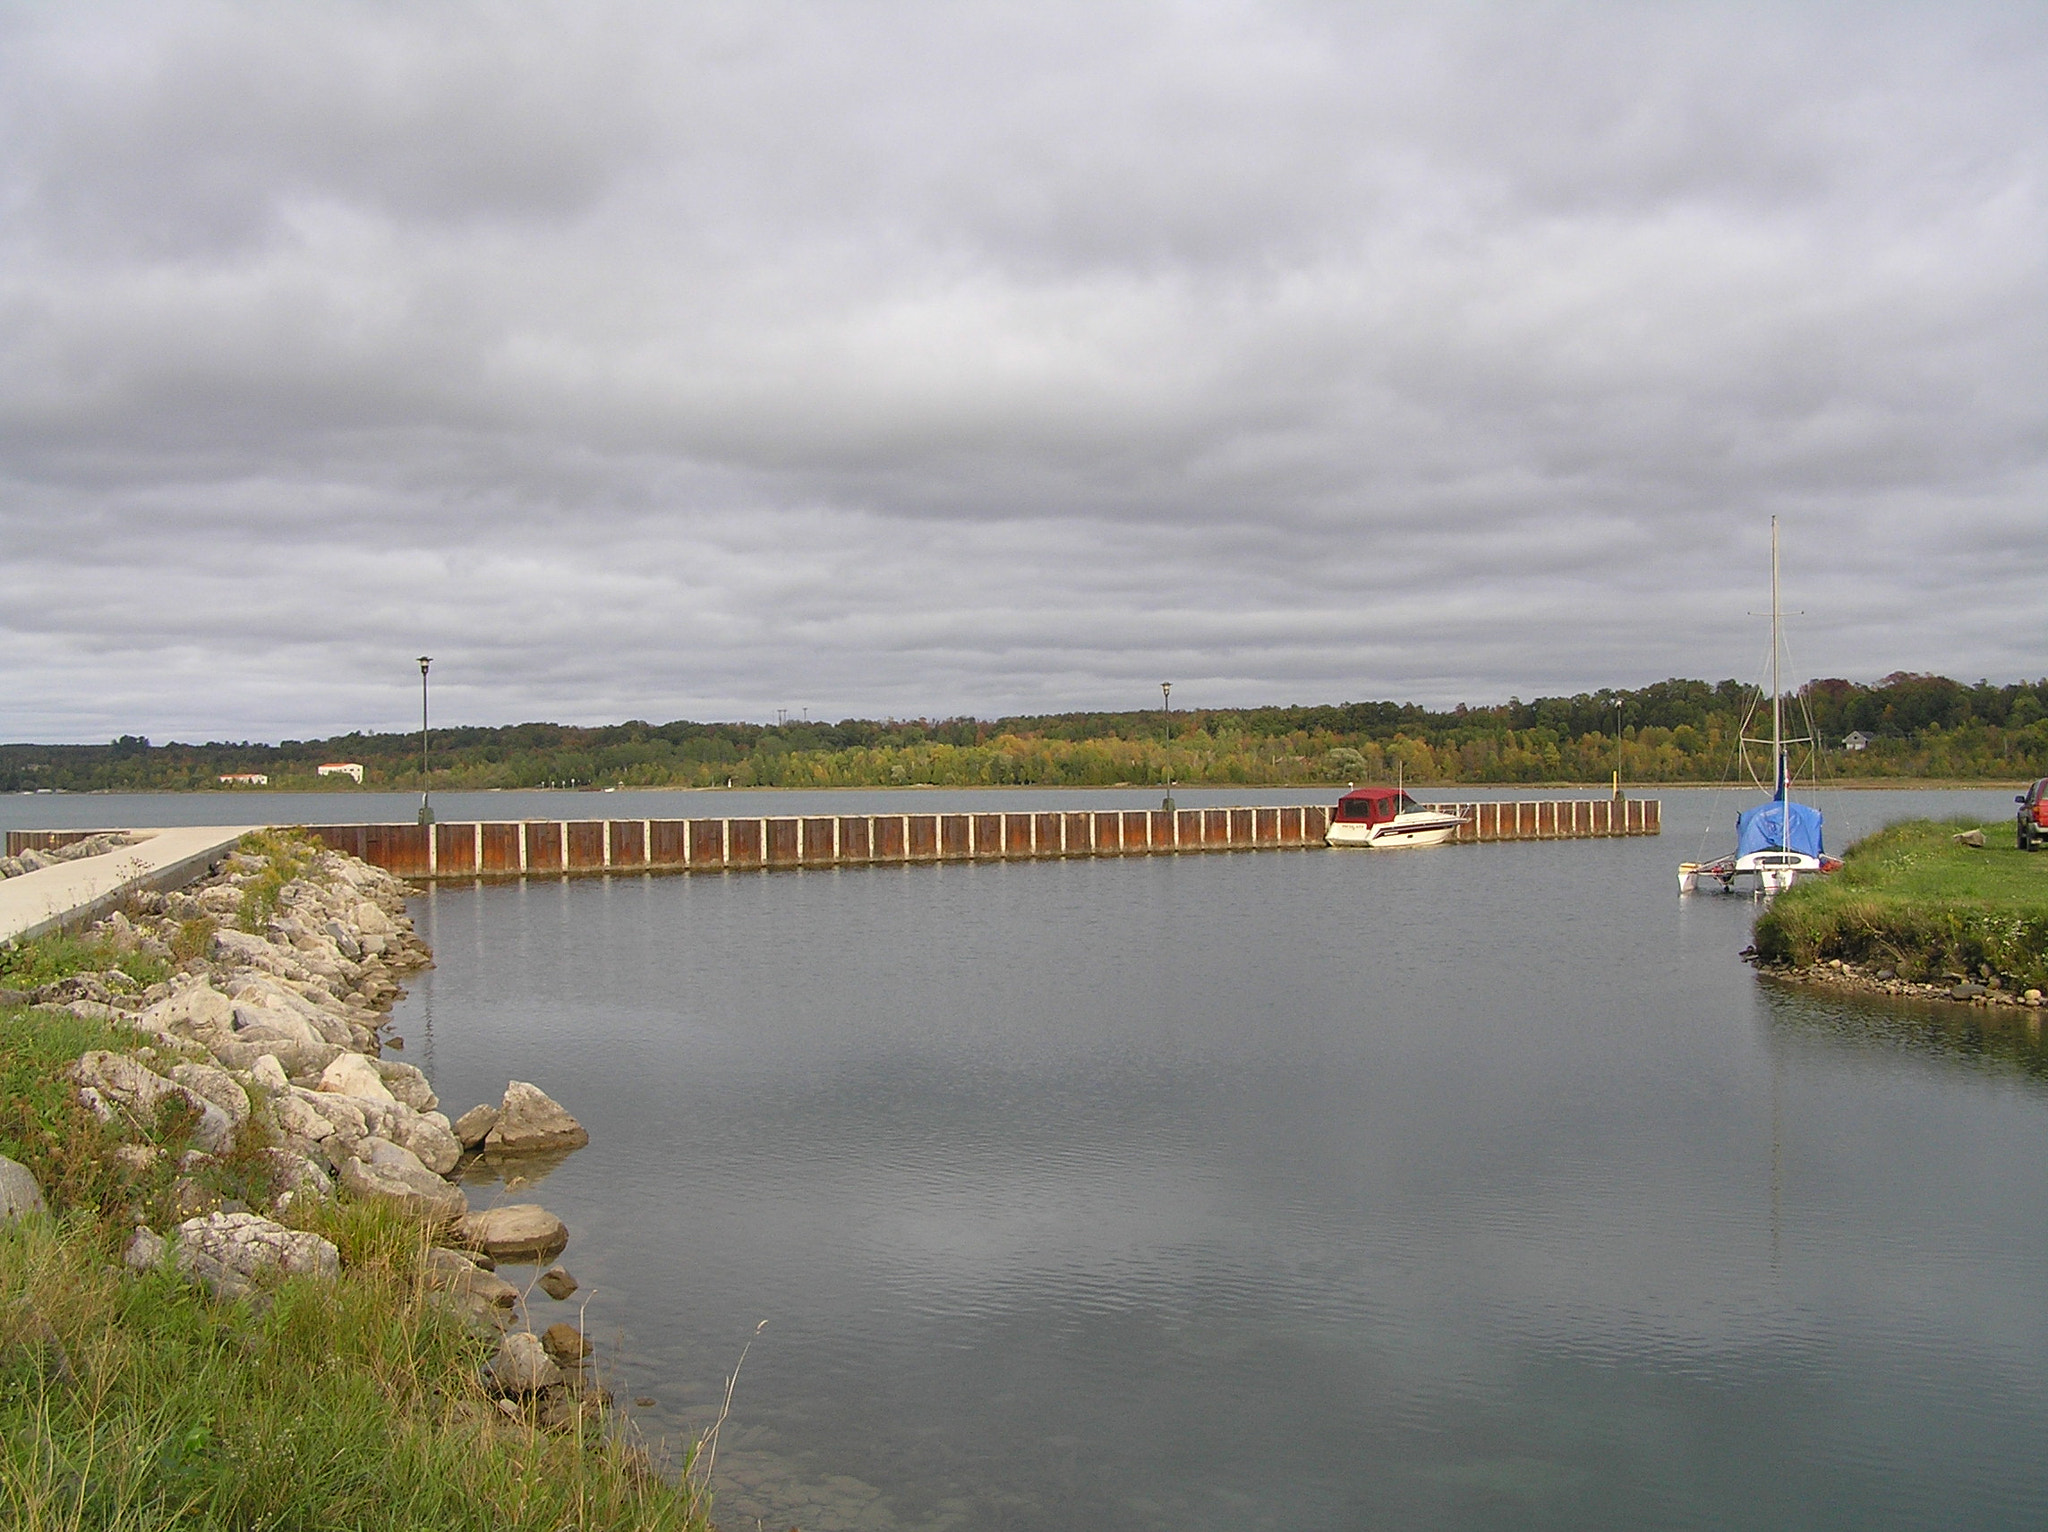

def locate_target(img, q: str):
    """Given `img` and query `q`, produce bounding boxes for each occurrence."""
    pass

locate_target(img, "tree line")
[4,671,2044,794]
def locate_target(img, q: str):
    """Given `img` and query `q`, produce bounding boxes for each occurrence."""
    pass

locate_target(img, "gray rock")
[0,1154,47,1223]
[72,1050,235,1153]
[169,1060,250,1129]
[483,1081,589,1154]
[453,1104,500,1149]
[538,1265,578,1301]
[421,1250,521,1309]
[174,1211,339,1300]
[383,1107,461,1176]
[137,983,237,1051]
[338,1140,468,1227]
[317,1052,394,1103]
[485,1331,562,1396]
[541,1321,592,1362]
[372,1058,437,1113]
[123,1226,167,1272]
[1953,828,1987,848]
[457,1204,569,1262]
[246,1054,291,1097]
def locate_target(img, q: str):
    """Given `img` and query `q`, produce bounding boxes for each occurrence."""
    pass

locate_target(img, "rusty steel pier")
[272,799,1659,881]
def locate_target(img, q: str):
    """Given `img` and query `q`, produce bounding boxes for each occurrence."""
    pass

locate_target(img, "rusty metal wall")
[683,819,721,868]
[566,821,605,870]
[276,796,1658,883]
[1093,812,1122,853]
[1062,812,1092,854]
[727,819,763,867]
[610,820,648,868]
[435,823,477,875]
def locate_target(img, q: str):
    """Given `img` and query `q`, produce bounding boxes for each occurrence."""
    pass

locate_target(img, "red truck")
[2019,779,2048,851]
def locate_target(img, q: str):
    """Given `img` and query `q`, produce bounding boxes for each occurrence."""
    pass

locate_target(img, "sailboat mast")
[1771,516,1788,851]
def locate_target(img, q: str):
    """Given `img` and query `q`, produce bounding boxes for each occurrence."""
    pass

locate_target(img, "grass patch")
[0,1212,697,1531]
[1754,818,2048,989]
[0,1006,277,1245]
[0,935,169,995]
[233,829,322,934]
[0,1003,708,1528]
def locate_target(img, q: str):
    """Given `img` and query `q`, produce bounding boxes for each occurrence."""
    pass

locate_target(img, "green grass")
[232,829,322,934]
[1754,818,2048,989]
[0,935,169,995]
[0,1002,710,1529]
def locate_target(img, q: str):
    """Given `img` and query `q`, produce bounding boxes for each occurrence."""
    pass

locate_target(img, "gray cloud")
[2,1,2043,740]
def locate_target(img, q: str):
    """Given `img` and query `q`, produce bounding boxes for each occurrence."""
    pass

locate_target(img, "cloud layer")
[3,1,2043,740]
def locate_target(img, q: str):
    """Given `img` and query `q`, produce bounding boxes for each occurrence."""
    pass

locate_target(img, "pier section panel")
[567,821,605,870]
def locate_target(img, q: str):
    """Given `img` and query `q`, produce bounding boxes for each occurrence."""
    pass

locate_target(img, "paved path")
[0,826,262,945]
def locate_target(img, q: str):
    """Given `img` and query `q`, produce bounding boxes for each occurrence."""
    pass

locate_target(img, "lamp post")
[417,656,434,826]
[1612,697,1625,802]
[1161,681,1174,811]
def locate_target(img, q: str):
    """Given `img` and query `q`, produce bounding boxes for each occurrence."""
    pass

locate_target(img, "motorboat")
[1325,787,1468,848]
[1678,519,1841,895]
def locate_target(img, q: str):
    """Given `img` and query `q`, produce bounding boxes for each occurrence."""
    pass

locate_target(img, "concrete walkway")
[0,826,261,945]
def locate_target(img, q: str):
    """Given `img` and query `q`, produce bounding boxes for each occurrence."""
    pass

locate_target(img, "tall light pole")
[417,656,434,826]
[1161,681,1174,811]
[1612,696,1625,802]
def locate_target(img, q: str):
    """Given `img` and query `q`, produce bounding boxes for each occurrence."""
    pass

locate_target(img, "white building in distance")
[318,762,366,784]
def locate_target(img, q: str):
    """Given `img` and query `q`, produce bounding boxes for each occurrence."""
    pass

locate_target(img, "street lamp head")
[418,655,432,675]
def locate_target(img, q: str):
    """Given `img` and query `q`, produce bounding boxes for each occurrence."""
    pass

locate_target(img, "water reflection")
[389,790,2048,1530]
[1763,981,2048,1085]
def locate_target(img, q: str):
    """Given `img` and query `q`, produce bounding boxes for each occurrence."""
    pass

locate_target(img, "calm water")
[33,786,2048,1527]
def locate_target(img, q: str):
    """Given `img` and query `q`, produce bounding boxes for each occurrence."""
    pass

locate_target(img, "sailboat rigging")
[1678,519,1841,895]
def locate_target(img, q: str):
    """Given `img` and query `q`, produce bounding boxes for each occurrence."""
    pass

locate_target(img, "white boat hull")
[1325,812,1465,849]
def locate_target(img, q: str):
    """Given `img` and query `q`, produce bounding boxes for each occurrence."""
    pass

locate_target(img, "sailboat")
[1678,519,1841,895]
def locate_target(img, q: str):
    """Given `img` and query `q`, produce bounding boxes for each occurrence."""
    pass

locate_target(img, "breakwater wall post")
[292,799,1658,881]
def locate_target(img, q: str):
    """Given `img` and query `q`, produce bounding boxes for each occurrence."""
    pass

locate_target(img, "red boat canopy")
[1334,788,1420,823]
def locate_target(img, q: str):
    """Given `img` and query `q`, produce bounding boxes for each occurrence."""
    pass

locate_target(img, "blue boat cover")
[1736,798,1825,860]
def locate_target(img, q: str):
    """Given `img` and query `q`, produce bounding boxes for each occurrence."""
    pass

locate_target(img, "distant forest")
[5,672,2045,794]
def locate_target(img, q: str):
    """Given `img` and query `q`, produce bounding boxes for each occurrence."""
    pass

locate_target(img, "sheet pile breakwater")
[289,799,1659,881]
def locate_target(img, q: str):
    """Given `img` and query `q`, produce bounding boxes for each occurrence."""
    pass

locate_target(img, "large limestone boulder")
[72,1051,235,1153]
[0,1154,46,1223]
[137,983,236,1051]
[483,1082,589,1154]
[174,1211,339,1300]
[457,1204,569,1262]
[338,1139,467,1226]
[371,1058,437,1113]
[421,1247,520,1309]
[317,1052,394,1103]
[169,1061,250,1131]
[453,1104,499,1149]
[485,1331,562,1395]
[385,1109,461,1176]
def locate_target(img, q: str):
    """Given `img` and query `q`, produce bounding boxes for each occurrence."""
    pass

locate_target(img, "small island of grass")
[1754,818,2048,999]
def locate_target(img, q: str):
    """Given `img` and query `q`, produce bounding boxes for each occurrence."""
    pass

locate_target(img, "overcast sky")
[2,2,2042,742]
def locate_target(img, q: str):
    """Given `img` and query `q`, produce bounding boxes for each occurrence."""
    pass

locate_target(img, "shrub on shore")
[1754,819,2048,990]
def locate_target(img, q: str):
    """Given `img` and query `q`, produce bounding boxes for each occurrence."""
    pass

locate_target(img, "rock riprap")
[174,1211,339,1299]
[458,1204,570,1262]
[0,1154,46,1223]
[29,833,585,1274]
[474,1080,589,1154]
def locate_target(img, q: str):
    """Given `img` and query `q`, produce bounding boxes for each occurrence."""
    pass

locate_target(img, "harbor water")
[14,785,2045,1527]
